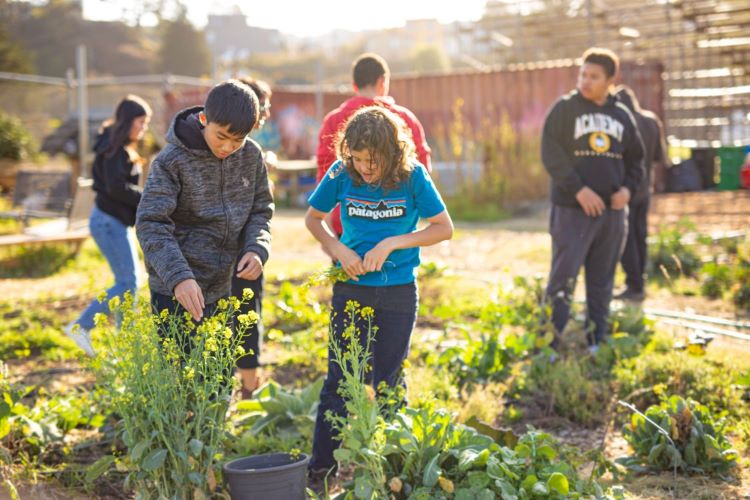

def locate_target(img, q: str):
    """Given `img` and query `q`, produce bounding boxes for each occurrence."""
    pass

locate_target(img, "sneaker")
[64,323,96,357]
[613,289,646,302]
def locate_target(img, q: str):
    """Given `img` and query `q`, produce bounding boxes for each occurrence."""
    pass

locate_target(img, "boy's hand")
[174,279,205,322]
[237,252,263,280]
[333,244,365,281]
[610,187,631,210]
[363,238,395,272]
[576,186,606,217]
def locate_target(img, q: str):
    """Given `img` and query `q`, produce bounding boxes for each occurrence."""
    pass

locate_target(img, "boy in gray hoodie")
[136,80,273,323]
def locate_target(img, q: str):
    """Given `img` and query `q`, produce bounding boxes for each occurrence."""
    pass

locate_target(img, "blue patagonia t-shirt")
[308,161,446,286]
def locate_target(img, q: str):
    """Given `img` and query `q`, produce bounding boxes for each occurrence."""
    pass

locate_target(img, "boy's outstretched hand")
[237,251,263,280]
[174,279,205,321]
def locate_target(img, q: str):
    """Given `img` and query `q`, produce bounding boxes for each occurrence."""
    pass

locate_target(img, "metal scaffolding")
[466,0,750,147]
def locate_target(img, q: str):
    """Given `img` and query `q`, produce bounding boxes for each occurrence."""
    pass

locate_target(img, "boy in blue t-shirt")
[304,106,453,487]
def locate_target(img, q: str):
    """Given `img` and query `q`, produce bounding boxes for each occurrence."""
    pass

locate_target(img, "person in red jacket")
[316,53,431,236]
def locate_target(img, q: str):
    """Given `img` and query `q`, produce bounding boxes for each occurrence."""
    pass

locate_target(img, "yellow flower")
[205,338,218,352]
[345,300,360,314]
[183,366,195,381]
[360,307,375,319]
[229,297,241,310]
[108,295,121,311]
[237,312,259,327]
[217,299,229,311]
[93,313,108,327]
[97,291,107,303]
[223,327,233,339]
[242,288,254,301]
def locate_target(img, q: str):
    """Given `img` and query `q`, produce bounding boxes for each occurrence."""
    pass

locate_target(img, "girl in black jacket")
[65,95,152,355]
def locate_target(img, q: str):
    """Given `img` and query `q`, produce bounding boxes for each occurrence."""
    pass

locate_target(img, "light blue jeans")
[74,205,139,330]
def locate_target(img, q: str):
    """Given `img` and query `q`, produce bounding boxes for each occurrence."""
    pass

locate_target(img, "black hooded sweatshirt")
[541,90,645,208]
[91,128,142,226]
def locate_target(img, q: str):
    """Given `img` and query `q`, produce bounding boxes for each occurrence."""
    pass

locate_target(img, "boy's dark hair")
[237,76,272,102]
[204,80,259,136]
[582,48,619,78]
[352,53,390,89]
[335,106,415,190]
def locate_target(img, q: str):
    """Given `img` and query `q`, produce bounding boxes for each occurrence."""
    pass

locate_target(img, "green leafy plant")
[423,277,554,389]
[728,240,750,311]
[523,356,611,427]
[329,302,601,499]
[612,350,746,421]
[0,112,37,161]
[618,396,738,477]
[265,280,328,332]
[0,300,83,360]
[648,220,703,281]
[699,262,732,299]
[229,378,322,457]
[93,292,256,498]
[0,362,104,468]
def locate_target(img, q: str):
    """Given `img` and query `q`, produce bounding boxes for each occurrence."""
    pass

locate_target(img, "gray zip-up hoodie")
[136,106,273,304]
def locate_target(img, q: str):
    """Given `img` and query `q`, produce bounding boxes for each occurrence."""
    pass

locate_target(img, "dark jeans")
[231,273,264,369]
[309,282,418,472]
[620,197,650,293]
[545,205,626,345]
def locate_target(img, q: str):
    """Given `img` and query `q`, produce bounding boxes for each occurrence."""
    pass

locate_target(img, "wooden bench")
[0,170,72,227]
[0,178,94,249]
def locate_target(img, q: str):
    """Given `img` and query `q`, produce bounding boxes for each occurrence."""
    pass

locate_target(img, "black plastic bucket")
[223,453,310,500]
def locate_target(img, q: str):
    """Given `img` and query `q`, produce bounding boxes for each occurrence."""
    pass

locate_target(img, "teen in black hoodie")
[542,48,644,350]
[65,95,152,356]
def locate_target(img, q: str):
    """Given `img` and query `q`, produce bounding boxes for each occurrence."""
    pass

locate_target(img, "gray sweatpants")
[545,205,627,344]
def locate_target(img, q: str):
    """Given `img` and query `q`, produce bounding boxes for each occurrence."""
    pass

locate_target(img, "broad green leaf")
[494,479,519,500]
[142,449,168,471]
[537,444,557,460]
[130,439,150,461]
[85,455,115,483]
[521,474,538,490]
[188,472,203,485]
[531,481,549,496]
[546,472,569,496]
[0,418,10,440]
[467,470,490,489]
[516,443,531,458]
[333,448,351,462]
[189,438,204,457]
[422,453,440,487]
